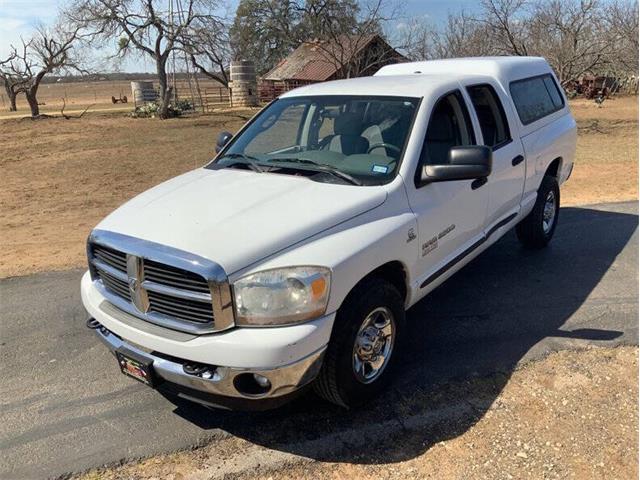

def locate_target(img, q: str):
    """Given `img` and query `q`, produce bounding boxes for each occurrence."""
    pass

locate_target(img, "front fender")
[229,192,419,314]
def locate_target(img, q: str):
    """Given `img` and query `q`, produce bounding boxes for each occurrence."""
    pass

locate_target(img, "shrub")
[130,99,193,118]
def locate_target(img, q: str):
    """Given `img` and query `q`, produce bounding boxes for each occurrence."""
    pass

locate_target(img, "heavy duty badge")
[422,236,438,256]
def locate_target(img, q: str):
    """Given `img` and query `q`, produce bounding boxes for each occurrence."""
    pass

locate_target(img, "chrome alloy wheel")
[542,190,557,234]
[352,306,396,384]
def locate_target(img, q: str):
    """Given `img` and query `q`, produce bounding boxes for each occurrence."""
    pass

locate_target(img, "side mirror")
[420,145,492,184]
[216,131,233,153]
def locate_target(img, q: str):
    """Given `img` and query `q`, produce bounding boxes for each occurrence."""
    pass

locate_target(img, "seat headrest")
[334,112,362,136]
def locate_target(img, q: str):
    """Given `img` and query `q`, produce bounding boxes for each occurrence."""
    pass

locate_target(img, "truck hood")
[97,168,387,274]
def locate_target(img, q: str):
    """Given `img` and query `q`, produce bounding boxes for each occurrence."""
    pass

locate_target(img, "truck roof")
[375,56,553,86]
[280,56,554,100]
[280,74,467,99]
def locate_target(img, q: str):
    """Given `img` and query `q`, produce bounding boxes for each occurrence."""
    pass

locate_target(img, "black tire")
[516,174,560,249]
[313,277,405,408]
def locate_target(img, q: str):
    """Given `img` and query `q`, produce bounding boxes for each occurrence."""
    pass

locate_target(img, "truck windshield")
[212,95,420,186]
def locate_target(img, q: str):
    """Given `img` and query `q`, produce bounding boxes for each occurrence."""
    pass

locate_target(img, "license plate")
[116,348,155,387]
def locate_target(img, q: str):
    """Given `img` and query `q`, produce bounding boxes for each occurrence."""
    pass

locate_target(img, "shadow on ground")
[163,205,638,464]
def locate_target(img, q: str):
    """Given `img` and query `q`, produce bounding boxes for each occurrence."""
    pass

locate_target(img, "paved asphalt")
[1,202,638,479]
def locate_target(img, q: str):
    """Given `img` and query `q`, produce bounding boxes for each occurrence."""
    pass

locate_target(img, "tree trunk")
[3,82,17,111]
[157,59,171,119]
[27,72,46,118]
[26,90,39,117]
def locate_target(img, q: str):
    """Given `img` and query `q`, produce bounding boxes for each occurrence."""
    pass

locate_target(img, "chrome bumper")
[89,319,326,404]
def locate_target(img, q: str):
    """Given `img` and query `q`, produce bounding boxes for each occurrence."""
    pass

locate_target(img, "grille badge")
[126,254,150,313]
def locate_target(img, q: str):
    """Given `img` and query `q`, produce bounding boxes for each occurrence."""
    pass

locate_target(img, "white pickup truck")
[82,57,576,409]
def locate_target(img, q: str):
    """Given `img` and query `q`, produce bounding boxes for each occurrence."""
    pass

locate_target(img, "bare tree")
[528,0,612,85]
[478,0,530,55]
[396,19,436,61]
[402,0,530,60]
[181,16,231,86]
[400,0,638,84]
[0,52,23,111]
[3,25,86,117]
[605,0,639,75]
[436,12,495,58]
[69,0,220,119]
[400,11,497,61]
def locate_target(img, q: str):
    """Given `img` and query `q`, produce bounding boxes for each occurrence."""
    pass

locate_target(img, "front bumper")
[81,271,334,406]
[89,319,325,407]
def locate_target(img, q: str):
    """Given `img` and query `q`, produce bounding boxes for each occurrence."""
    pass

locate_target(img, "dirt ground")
[76,346,638,480]
[0,96,637,278]
[562,97,638,205]
[0,109,256,278]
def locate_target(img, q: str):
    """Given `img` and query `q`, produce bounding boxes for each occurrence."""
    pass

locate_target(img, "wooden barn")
[259,34,406,101]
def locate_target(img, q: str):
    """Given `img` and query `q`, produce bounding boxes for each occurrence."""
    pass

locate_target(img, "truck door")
[465,83,526,228]
[406,90,489,292]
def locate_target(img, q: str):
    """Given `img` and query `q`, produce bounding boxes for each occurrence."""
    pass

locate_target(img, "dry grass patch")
[564,96,638,205]
[0,111,254,277]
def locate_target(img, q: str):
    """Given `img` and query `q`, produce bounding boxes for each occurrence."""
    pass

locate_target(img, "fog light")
[253,373,271,389]
[233,372,272,396]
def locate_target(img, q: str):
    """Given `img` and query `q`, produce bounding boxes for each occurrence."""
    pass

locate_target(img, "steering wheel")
[367,143,401,156]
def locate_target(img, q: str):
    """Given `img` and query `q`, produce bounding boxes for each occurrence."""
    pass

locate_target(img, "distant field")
[0,95,637,278]
[0,79,228,117]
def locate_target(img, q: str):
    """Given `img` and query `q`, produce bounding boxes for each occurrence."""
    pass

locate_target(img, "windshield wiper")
[219,153,265,173]
[267,157,362,186]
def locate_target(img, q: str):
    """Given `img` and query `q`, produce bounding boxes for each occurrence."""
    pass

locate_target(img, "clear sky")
[0,0,481,72]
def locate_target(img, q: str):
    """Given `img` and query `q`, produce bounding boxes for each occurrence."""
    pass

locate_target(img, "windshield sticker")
[372,165,389,174]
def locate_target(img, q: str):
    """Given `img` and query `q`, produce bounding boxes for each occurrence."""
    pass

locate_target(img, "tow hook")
[86,317,109,336]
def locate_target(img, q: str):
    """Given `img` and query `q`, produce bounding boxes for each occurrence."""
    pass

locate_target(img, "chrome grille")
[93,244,127,271]
[143,259,210,294]
[92,245,129,301]
[98,268,131,301]
[89,241,220,331]
[147,290,214,323]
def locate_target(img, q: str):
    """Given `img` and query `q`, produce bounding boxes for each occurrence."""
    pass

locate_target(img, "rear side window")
[510,74,564,125]
[543,76,564,109]
[467,84,511,148]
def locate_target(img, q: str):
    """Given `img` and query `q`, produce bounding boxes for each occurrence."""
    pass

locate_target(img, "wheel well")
[353,261,408,304]
[546,157,562,177]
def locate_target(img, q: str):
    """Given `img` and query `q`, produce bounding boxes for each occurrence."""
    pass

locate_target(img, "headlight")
[233,266,331,326]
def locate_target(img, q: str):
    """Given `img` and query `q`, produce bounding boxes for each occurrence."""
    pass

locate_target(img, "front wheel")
[313,277,405,408]
[516,175,560,249]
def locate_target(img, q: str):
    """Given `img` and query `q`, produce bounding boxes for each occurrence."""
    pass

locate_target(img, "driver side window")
[421,91,475,166]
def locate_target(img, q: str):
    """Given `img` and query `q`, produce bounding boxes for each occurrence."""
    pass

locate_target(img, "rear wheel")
[516,175,560,249]
[313,277,405,408]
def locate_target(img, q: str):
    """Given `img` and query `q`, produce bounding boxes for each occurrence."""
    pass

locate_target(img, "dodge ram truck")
[82,57,576,409]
